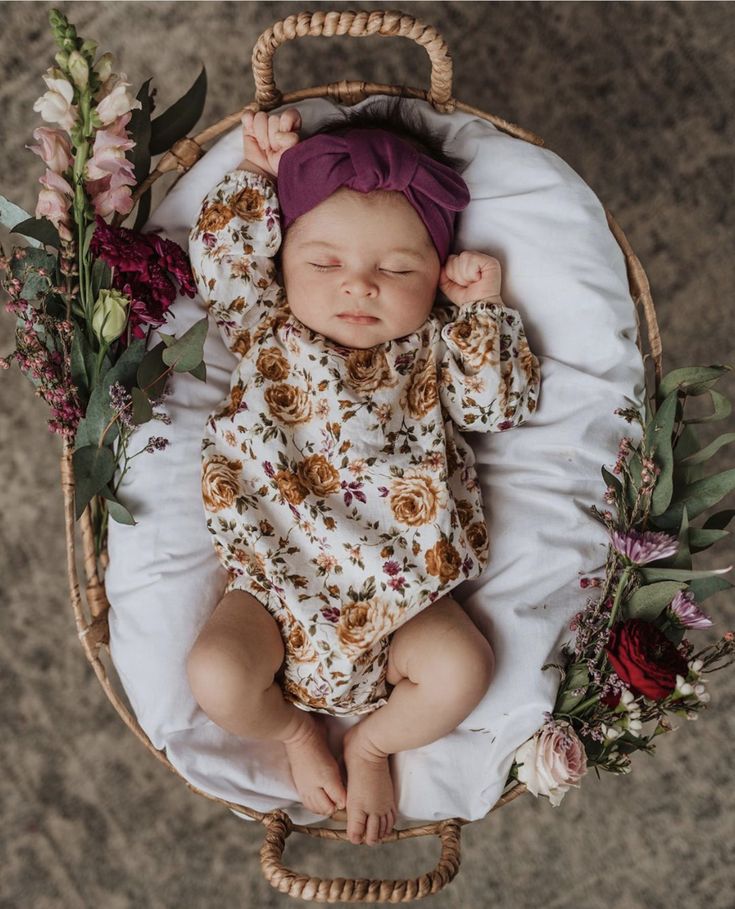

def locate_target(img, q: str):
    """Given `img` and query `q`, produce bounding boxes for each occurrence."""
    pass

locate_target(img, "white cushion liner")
[105,96,645,827]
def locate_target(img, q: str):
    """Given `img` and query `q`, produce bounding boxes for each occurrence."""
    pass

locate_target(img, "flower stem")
[607,565,633,630]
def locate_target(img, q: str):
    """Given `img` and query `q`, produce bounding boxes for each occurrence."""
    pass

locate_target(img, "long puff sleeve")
[438,298,541,432]
[188,169,284,357]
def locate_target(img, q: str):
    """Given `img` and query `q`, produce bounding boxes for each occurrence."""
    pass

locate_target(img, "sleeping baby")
[186,99,541,846]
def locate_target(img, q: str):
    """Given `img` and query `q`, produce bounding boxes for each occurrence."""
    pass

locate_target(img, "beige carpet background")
[1,2,733,907]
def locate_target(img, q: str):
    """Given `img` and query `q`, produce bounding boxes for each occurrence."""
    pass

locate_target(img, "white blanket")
[105,96,645,826]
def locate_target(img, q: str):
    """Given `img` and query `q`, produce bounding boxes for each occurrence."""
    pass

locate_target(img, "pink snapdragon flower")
[668,590,713,629]
[85,111,138,217]
[35,169,75,242]
[609,529,679,565]
[32,69,78,133]
[25,126,74,174]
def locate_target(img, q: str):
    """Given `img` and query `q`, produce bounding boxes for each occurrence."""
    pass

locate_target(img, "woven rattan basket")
[60,8,663,903]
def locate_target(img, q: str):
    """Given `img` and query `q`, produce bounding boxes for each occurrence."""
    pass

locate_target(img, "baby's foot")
[342,723,397,846]
[283,712,347,816]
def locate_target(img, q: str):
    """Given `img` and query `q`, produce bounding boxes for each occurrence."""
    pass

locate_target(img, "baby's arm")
[438,252,541,431]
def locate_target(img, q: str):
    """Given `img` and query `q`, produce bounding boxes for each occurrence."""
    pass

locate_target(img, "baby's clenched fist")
[439,251,502,307]
[240,107,302,178]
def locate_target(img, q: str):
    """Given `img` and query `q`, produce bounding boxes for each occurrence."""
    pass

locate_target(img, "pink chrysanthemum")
[668,590,713,629]
[609,529,679,565]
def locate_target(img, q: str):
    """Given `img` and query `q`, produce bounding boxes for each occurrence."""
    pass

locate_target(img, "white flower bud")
[67,51,89,90]
[92,288,130,343]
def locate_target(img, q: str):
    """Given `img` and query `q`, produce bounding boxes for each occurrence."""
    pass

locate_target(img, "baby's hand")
[240,107,302,178]
[439,252,502,307]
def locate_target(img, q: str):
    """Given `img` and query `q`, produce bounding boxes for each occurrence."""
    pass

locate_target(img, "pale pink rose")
[514,720,588,806]
[95,73,142,126]
[35,169,74,241]
[26,126,73,174]
[32,70,78,133]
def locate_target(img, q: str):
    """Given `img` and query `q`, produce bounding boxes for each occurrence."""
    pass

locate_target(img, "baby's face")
[280,187,441,349]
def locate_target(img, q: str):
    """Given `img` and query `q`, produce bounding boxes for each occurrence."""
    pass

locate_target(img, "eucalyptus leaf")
[554,662,590,714]
[99,485,137,526]
[683,390,732,425]
[189,360,207,382]
[72,444,116,520]
[137,341,169,399]
[602,466,621,491]
[128,78,154,187]
[70,330,94,407]
[90,258,112,302]
[680,432,735,465]
[657,365,730,400]
[82,221,96,259]
[9,215,60,249]
[149,66,207,156]
[689,527,730,553]
[652,469,735,529]
[161,316,208,372]
[687,576,734,601]
[640,565,732,582]
[648,390,678,515]
[625,581,686,621]
[0,196,33,232]
[670,505,692,570]
[74,382,119,451]
[131,386,153,424]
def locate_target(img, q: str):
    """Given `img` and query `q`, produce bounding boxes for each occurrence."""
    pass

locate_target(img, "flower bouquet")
[0,8,209,556]
[513,366,735,805]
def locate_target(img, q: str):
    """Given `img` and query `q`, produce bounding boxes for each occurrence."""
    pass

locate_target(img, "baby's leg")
[342,596,494,845]
[186,588,347,816]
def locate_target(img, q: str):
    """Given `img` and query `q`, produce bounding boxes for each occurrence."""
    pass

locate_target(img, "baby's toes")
[379,812,393,840]
[324,778,347,812]
[364,813,381,846]
[347,807,368,845]
[304,788,336,817]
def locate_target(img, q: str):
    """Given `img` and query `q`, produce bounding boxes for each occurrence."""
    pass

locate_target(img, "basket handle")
[259,809,462,902]
[251,8,457,112]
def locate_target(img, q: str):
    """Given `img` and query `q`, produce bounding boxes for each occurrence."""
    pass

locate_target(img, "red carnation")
[606,619,688,701]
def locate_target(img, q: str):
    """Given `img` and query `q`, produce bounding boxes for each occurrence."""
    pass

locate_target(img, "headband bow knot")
[277,128,471,265]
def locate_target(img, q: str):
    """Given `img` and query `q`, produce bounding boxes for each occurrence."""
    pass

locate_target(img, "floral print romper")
[188,169,541,717]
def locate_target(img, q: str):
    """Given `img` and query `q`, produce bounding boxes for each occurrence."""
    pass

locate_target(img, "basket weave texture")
[61,8,662,903]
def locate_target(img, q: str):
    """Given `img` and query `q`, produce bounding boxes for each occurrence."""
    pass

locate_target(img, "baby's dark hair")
[304,94,467,174]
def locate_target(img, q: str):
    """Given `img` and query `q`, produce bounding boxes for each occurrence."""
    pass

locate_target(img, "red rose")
[606,619,688,701]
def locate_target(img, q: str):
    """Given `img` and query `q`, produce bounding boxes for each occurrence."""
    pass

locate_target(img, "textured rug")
[1,2,733,907]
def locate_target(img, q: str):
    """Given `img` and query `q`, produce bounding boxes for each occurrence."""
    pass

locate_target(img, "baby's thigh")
[387,596,494,689]
[187,588,285,691]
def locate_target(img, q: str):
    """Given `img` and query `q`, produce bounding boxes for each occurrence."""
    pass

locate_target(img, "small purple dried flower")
[609,528,679,565]
[668,590,713,629]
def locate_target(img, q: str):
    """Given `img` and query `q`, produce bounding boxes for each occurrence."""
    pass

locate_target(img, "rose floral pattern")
[188,169,541,716]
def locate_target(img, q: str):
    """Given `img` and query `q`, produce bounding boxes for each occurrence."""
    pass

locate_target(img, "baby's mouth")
[338,312,380,324]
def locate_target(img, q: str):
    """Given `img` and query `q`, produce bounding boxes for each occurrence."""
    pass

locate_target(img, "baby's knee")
[186,634,272,720]
[426,622,495,702]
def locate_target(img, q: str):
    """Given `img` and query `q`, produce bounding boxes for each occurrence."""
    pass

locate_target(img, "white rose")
[92,288,130,343]
[515,721,588,807]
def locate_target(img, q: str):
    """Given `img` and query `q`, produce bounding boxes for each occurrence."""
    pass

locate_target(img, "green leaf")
[90,258,113,303]
[189,360,207,382]
[653,469,735,529]
[137,341,169,399]
[128,78,154,186]
[9,215,60,249]
[161,316,208,372]
[132,188,152,235]
[1,196,34,233]
[683,390,732,425]
[82,221,96,259]
[131,386,153,424]
[648,390,678,515]
[70,329,95,407]
[640,565,732,583]
[554,662,590,714]
[688,527,730,553]
[657,365,731,400]
[21,271,49,305]
[670,505,692,570]
[680,432,735,465]
[72,444,115,520]
[703,509,735,531]
[687,576,734,601]
[625,581,686,621]
[672,422,701,463]
[74,382,119,451]
[99,485,137,526]
[149,66,207,156]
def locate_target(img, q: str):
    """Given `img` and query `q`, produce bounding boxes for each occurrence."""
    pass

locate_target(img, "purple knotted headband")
[276,128,471,265]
